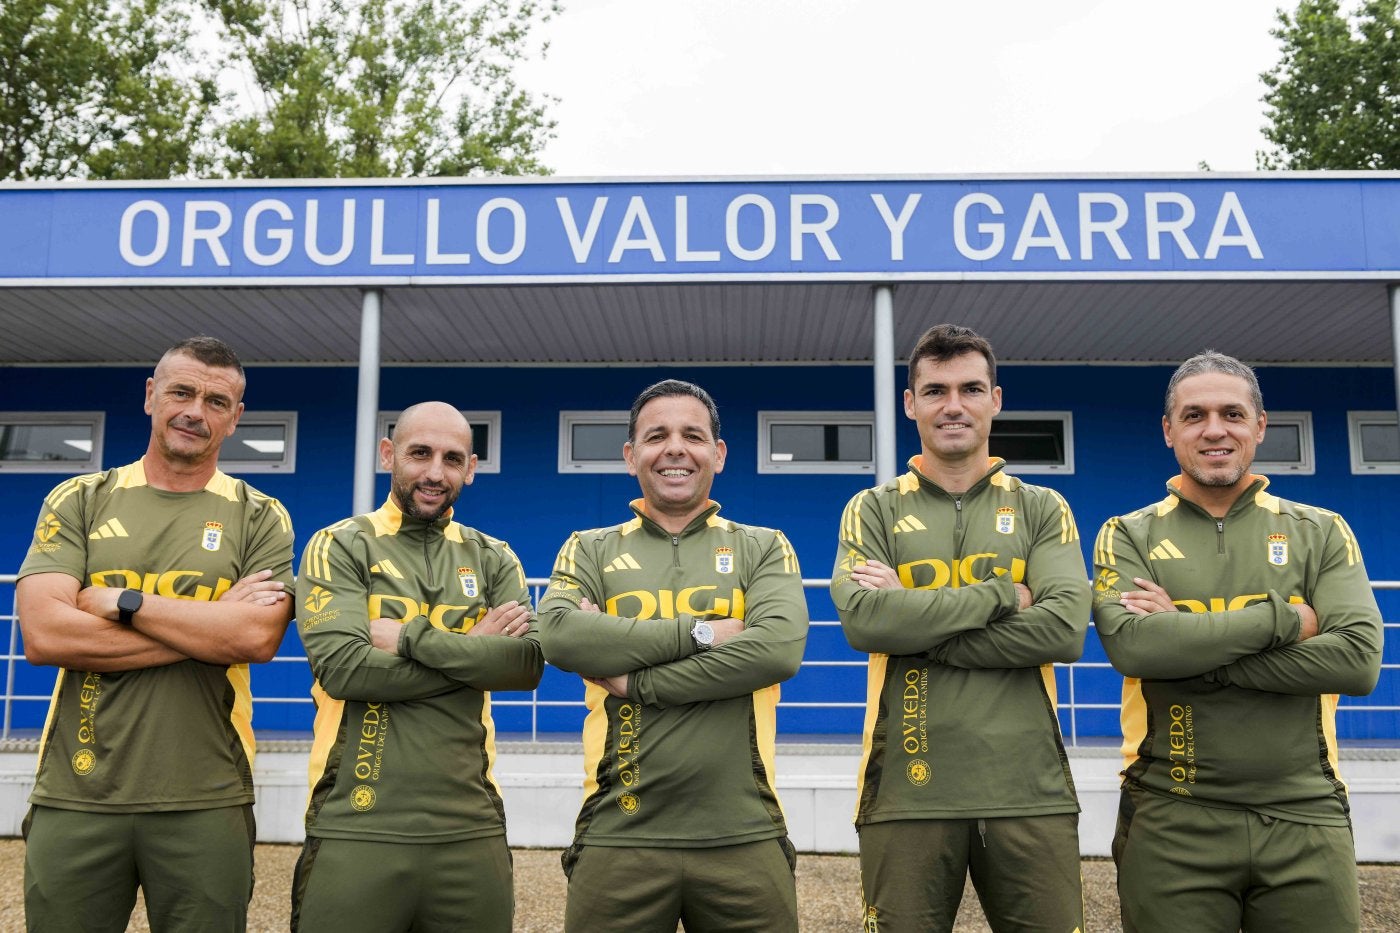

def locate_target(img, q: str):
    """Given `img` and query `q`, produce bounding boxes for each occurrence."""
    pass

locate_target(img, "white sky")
[517,0,1287,177]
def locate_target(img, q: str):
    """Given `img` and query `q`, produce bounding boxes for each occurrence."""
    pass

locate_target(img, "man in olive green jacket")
[1094,351,1382,933]
[538,379,809,933]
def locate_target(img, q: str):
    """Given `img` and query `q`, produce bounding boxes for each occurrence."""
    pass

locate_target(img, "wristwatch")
[116,589,143,625]
[691,620,715,651]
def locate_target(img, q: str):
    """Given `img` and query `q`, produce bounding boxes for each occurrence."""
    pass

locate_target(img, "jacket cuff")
[678,613,698,657]
[398,616,427,660]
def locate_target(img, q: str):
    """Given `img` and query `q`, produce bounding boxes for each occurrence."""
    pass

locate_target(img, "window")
[1254,411,1314,475]
[759,412,874,473]
[559,412,630,473]
[989,412,1074,474]
[221,412,297,473]
[1348,411,1400,474]
[0,412,104,473]
[377,410,501,474]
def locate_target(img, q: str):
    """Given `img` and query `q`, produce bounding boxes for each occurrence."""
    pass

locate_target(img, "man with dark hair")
[537,379,809,932]
[16,336,295,931]
[292,402,542,933]
[1094,351,1382,932]
[833,323,1089,932]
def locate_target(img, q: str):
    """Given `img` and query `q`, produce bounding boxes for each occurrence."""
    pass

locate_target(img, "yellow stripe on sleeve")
[774,531,800,575]
[1333,515,1361,566]
[840,490,870,549]
[1094,518,1119,567]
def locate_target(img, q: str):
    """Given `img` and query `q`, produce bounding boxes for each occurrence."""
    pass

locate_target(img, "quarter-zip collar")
[369,497,456,587]
[629,498,721,538]
[907,455,1007,500]
[1164,474,1269,522]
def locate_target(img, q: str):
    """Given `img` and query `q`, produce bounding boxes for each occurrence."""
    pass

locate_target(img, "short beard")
[392,479,457,522]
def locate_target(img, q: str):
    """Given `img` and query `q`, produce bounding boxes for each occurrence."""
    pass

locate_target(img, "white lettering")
[1078,193,1131,260]
[425,198,471,265]
[953,193,1004,261]
[1204,191,1263,259]
[1012,193,1070,261]
[726,195,776,261]
[119,200,169,267]
[370,198,413,265]
[871,193,921,261]
[180,201,231,267]
[244,199,293,266]
[306,200,355,266]
[608,196,665,262]
[557,196,608,263]
[1146,192,1199,261]
[477,197,526,264]
[790,194,840,260]
[675,196,720,262]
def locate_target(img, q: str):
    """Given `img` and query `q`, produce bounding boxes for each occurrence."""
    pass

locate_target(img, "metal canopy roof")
[0,279,1389,366]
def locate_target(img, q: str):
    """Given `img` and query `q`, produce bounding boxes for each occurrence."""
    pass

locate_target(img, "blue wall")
[2,362,1396,740]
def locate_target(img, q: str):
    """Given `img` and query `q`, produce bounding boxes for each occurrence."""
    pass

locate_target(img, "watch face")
[117,589,143,616]
[693,622,714,646]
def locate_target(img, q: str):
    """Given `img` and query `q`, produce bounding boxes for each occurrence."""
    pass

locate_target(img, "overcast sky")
[517,1,1287,177]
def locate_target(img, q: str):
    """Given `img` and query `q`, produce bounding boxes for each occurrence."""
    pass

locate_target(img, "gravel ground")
[0,841,1394,931]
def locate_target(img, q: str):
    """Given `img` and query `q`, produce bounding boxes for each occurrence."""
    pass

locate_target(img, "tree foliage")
[208,0,558,177]
[0,0,216,179]
[0,0,558,180]
[1260,0,1400,169]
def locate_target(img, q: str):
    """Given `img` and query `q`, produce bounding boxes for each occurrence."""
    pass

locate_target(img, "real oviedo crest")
[995,507,1015,535]
[715,547,734,574]
[458,567,478,598]
[1267,533,1288,566]
[201,521,223,552]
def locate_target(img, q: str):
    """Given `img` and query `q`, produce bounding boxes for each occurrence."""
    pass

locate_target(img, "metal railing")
[2,574,1396,744]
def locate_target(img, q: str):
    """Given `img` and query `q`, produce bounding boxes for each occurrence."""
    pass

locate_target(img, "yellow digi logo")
[304,586,333,613]
[906,759,931,787]
[72,749,96,775]
[350,785,376,811]
[616,793,641,815]
[36,513,61,543]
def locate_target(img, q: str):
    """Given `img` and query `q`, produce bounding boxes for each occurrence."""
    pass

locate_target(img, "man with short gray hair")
[1094,350,1382,932]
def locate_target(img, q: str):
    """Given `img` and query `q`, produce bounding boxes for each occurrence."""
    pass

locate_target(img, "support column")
[873,285,898,483]
[352,289,383,516]
[1391,285,1400,425]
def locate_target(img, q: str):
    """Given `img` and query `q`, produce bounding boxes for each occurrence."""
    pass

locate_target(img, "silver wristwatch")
[691,620,715,650]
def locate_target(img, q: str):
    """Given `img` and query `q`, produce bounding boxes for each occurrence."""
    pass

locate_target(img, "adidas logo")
[1149,540,1186,560]
[893,516,927,534]
[370,559,404,579]
[88,519,129,540]
[603,554,642,573]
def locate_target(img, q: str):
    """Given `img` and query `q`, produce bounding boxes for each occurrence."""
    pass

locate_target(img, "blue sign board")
[2,175,1399,283]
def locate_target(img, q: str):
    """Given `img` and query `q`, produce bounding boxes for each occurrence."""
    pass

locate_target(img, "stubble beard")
[1184,462,1248,489]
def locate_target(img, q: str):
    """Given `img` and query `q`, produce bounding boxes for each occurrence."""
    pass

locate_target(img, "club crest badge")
[201,521,223,552]
[1267,533,1288,566]
[458,567,478,598]
[715,547,734,574]
[996,507,1015,535]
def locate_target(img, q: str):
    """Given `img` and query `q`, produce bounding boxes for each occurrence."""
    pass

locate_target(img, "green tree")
[0,0,216,179]
[1260,0,1400,169]
[207,0,558,177]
